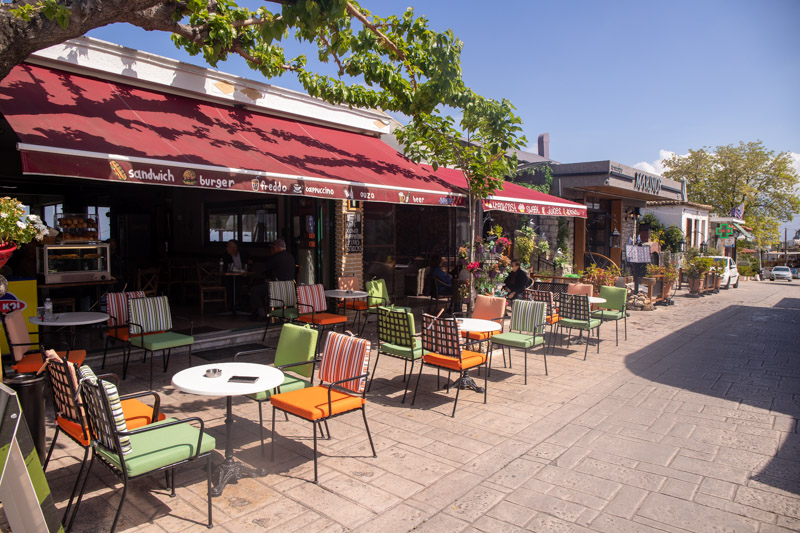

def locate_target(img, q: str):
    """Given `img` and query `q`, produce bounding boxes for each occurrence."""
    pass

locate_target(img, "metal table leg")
[210,396,267,497]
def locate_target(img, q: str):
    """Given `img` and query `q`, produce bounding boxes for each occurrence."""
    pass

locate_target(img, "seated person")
[249,238,296,320]
[428,254,452,296]
[222,239,251,309]
[503,260,530,301]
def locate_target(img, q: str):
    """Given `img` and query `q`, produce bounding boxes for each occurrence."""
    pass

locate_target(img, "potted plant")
[580,263,620,295]
[684,256,713,295]
[660,264,679,297]
[643,264,659,288]
[554,248,572,275]
[0,197,48,268]
[458,230,512,298]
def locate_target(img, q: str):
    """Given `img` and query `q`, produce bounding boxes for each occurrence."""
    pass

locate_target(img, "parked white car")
[770,266,793,282]
[708,256,740,289]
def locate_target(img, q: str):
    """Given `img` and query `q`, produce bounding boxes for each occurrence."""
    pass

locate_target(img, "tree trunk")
[466,191,475,313]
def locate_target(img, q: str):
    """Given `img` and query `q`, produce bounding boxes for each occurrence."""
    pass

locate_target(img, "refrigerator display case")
[37,243,111,284]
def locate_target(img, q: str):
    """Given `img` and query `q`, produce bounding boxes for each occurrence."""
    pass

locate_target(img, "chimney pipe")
[537,133,550,160]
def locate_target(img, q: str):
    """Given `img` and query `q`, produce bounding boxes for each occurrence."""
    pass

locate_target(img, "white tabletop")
[456,317,502,333]
[30,312,109,326]
[588,296,607,304]
[172,362,284,397]
[324,289,368,299]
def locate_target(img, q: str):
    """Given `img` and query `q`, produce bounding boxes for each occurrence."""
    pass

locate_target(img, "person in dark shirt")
[504,260,530,301]
[428,254,452,296]
[249,238,296,320]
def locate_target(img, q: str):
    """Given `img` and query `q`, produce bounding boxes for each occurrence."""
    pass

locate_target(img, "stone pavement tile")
[411,469,483,510]
[462,439,533,478]
[588,450,639,468]
[545,424,592,447]
[524,513,594,532]
[698,477,736,500]
[676,447,716,462]
[690,426,779,455]
[443,484,507,522]
[349,503,427,533]
[471,514,526,533]
[368,470,425,499]
[535,464,622,499]
[227,499,319,531]
[777,515,800,530]
[602,485,649,519]
[505,487,588,522]
[486,500,537,527]
[413,512,470,533]
[747,475,800,499]
[637,492,759,533]
[284,481,374,528]
[617,426,665,443]
[547,486,608,511]
[589,513,666,533]
[303,517,346,533]
[485,458,546,489]
[759,525,797,533]
[734,486,800,519]
[693,493,777,523]
[589,434,678,466]
[319,472,402,513]
[554,445,592,469]
[525,442,567,462]
[575,457,666,491]
[371,445,457,485]
[667,454,748,484]
[659,478,698,500]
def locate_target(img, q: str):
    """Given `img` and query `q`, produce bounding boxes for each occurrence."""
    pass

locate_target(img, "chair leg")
[163,348,172,372]
[501,345,507,368]
[483,360,489,405]
[584,331,589,360]
[411,361,425,406]
[170,467,176,497]
[270,406,277,462]
[102,336,111,369]
[258,402,265,455]
[597,326,600,354]
[451,371,462,417]
[403,360,408,382]
[149,350,154,389]
[110,481,128,533]
[312,421,319,484]
[206,455,213,528]
[615,320,619,346]
[624,316,628,340]
[542,343,548,376]
[362,408,377,457]
[43,426,60,471]
[402,360,415,404]
[524,348,528,385]
[367,351,382,392]
[69,453,95,532]
[61,445,89,529]
[323,420,331,440]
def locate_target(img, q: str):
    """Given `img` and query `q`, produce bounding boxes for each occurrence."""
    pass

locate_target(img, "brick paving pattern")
[8,281,799,532]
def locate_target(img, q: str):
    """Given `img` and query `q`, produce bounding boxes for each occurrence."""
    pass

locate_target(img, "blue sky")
[87,0,799,229]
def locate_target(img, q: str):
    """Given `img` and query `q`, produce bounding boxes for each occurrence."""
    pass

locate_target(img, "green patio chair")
[262,280,299,343]
[358,279,410,335]
[367,306,422,402]
[126,296,194,388]
[76,370,215,533]
[234,323,320,455]
[591,286,628,346]
[488,300,547,384]
[558,293,602,360]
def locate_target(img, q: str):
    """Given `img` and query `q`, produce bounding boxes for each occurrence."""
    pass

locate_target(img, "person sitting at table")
[249,238,296,320]
[222,240,251,309]
[503,260,530,301]
[428,254,452,296]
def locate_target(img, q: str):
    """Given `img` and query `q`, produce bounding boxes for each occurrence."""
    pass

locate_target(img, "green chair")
[489,300,547,384]
[367,306,422,402]
[126,296,194,388]
[558,293,602,360]
[76,369,215,533]
[591,286,628,346]
[234,323,320,455]
[262,280,300,343]
[359,279,410,335]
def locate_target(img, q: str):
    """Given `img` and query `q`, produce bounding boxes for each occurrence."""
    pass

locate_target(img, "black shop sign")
[345,213,362,254]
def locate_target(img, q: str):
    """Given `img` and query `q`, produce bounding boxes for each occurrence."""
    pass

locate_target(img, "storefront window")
[206,201,277,243]
[208,209,239,242]
[242,204,278,243]
[44,204,63,228]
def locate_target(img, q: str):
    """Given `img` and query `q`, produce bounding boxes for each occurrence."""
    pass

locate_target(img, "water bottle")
[219,258,224,273]
[44,298,53,320]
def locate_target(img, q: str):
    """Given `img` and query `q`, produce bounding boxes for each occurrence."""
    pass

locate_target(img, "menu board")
[345,213,362,254]
[626,244,652,263]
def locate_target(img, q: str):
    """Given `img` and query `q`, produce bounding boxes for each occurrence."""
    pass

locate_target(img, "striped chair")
[261,280,299,343]
[127,296,194,387]
[43,352,164,530]
[410,313,489,417]
[296,284,347,351]
[1,309,85,374]
[525,289,559,353]
[489,300,547,384]
[270,331,375,483]
[558,293,602,360]
[368,306,422,402]
[102,291,146,370]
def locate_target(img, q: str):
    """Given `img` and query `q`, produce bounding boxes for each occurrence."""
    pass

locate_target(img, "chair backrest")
[416,267,429,296]
[2,310,33,361]
[318,332,371,394]
[377,307,416,348]
[128,296,173,335]
[79,367,132,458]
[366,279,390,307]
[599,285,627,312]
[567,283,593,297]
[274,323,319,379]
[46,351,87,439]
[527,290,555,317]
[560,293,590,322]
[297,284,328,313]
[421,313,461,361]
[534,281,570,298]
[106,291,146,327]
[337,276,358,291]
[268,280,297,308]
[197,263,222,286]
[137,267,160,296]
[509,300,545,335]
[472,295,506,325]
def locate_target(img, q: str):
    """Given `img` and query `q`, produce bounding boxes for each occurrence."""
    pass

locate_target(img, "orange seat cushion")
[107,328,165,341]
[338,300,370,311]
[270,385,365,420]
[13,350,86,374]
[57,416,91,446]
[460,330,493,341]
[423,350,486,371]
[546,314,560,324]
[56,398,165,447]
[298,313,348,326]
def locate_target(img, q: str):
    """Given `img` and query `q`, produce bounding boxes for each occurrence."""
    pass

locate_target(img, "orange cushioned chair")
[296,284,348,352]
[43,351,164,530]
[1,309,86,374]
[270,331,375,483]
[102,290,148,370]
[336,276,369,327]
[458,294,506,349]
[410,313,490,417]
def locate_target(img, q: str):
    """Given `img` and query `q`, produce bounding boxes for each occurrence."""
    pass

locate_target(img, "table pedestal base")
[210,458,267,497]
[450,374,484,394]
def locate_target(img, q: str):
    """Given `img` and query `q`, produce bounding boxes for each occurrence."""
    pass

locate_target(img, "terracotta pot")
[0,242,16,269]
[688,278,701,294]
[642,277,657,287]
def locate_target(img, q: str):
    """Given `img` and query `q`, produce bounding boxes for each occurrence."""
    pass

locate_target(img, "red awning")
[0,64,464,206]
[429,166,587,218]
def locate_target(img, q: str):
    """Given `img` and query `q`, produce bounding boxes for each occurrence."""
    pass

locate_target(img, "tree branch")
[319,29,345,76]
[232,41,297,71]
[345,1,404,59]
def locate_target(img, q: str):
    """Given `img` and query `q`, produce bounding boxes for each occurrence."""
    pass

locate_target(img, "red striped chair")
[296,284,347,352]
[102,291,147,370]
[269,331,375,483]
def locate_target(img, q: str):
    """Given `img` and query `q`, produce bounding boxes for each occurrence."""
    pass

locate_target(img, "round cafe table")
[571,296,607,344]
[29,311,109,326]
[453,317,502,393]
[172,362,284,497]
[323,289,368,300]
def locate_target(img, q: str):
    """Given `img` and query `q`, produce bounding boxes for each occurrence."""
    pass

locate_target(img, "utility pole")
[785,228,788,266]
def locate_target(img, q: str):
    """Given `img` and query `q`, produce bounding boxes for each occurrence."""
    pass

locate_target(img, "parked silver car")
[770,266,793,282]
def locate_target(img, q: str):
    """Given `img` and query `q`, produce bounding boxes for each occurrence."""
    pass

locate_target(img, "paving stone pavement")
[5,280,799,532]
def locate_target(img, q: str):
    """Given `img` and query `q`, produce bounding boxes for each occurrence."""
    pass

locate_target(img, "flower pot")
[713,275,721,290]
[0,242,17,269]
[642,277,657,287]
[688,278,701,294]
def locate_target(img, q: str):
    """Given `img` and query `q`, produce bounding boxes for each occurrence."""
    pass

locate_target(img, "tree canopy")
[662,141,799,246]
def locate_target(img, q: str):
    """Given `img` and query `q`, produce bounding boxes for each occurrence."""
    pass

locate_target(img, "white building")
[645,200,713,249]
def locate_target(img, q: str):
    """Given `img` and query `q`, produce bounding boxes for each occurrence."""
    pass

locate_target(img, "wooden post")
[610,199,623,266]
[574,217,586,271]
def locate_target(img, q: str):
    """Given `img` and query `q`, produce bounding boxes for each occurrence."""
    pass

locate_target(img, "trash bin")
[4,373,47,463]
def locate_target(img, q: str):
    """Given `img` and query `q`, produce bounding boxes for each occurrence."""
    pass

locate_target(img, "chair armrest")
[326,372,369,413]
[96,373,120,385]
[233,348,268,362]
[277,360,316,371]
[129,321,145,337]
[119,390,162,422]
[119,417,204,460]
[173,316,194,336]
[296,302,314,313]
[269,297,286,309]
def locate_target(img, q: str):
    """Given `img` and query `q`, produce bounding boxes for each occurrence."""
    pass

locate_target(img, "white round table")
[172,362,284,496]
[455,317,502,334]
[588,296,607,305]
[29,312,109,326]
[324,289,368,299]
